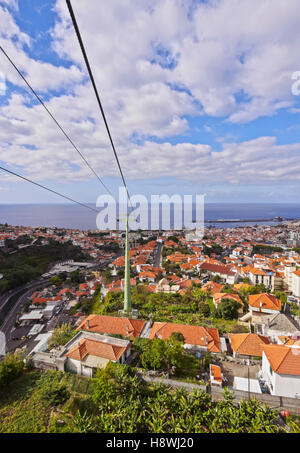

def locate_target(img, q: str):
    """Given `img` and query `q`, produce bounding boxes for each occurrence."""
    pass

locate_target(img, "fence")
[139,372,300,415]
[140,373,207,393]
[210,386,300,415]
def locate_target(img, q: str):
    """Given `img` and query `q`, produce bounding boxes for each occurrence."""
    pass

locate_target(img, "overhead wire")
[0,45,113,197]
[0,165,100,213]
[66,0,133,210]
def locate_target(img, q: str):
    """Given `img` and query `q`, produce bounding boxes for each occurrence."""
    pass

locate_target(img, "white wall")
[273,372,300,398]
[66,357,82,375]
[292,274,300,298]
[262,351,300,398]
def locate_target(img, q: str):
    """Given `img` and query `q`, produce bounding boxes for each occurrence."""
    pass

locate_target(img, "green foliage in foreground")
[0,365,287,433]
[0,353,24,392]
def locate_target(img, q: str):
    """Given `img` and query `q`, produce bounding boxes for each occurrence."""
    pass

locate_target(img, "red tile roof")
[229,333,270,357]
[149,322,221,352]
[249,293,281,311]
[199,262,235,276]
[66,338,129,362]
[79,315,146,339]
[262,344,300,375]
[210,364,222,383]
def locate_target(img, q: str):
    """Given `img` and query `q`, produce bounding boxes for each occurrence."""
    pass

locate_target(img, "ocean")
[0,203,300,231]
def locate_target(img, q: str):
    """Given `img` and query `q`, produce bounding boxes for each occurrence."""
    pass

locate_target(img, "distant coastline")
[1,202,300,230]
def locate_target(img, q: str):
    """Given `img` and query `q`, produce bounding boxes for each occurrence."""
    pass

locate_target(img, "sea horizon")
[1,202,300,231]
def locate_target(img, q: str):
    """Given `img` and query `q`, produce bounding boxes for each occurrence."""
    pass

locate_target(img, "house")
[210,364,222,386]
[255,312,300,340]
[229,333,270,358]
[79,314,146,339]
[30,331,132,377]
[261,344,300,398]
[64,331,131,377]
[284,265,297,292]
[156,278,180,293]
[248,293,281,324]
[248,267,283,292]
[199,263,238,284]
[149,322,221,353]
[292,270,300,298]
[213,293,244,315]
[139,271,156,282]
[202,281,224,295]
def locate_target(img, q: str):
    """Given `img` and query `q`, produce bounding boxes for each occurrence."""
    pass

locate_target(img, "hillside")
[0,240,91,295]
[0,363,295,433]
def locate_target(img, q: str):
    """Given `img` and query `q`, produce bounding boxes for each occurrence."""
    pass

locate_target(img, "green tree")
[199,302,211,317]
[0,353,24,391]
[50,275,63,286]
[48,323,77,348]
[141,338,167,370]
[102,267,113,284]
[216,299,241,320]
[193,287,208,303]
[204,351,211,371]
[70,270,84,284]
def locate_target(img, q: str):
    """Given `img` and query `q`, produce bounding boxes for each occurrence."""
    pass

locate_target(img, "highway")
[0,279,50,348]
[153,242,163,267]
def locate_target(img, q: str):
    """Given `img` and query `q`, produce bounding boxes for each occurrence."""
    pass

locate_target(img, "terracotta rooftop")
[210,364,222,383]
[262,344,300,375]
[65,337,129,362]
[149,322,221,352]
[229,333,270,357]
[249,293,281,311]
[199,262,235,276]
[79,315,146,338]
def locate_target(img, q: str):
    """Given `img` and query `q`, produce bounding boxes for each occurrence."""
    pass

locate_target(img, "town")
[1,219,300,413]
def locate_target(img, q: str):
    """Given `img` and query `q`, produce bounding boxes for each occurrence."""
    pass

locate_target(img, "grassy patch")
[0,369,95,433]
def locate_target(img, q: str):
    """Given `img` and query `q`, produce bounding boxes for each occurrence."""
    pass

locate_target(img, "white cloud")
[1,0,300,192]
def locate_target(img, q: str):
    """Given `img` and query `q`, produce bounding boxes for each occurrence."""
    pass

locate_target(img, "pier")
[204,217,297,224]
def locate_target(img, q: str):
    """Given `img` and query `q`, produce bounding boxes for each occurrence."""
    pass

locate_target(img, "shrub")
[0,353,24,392]
[39,382,70,407]
[48,323,77,348]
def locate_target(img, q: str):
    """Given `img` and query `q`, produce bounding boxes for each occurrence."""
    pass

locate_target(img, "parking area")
[212,358,261,387]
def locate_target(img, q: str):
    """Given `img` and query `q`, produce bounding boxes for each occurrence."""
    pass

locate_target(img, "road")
[153,242,163,267]
[0,279,50,345]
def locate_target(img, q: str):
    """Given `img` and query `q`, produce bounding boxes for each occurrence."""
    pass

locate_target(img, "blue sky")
[0,0,300,204]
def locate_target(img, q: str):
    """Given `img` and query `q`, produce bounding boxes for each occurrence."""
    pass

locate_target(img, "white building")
[63,331,131,377]
[261,344,300,398]
[284,264,297,292]
[292,270,300,298]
